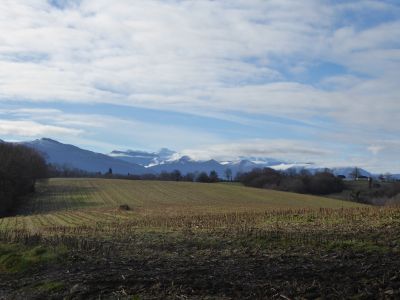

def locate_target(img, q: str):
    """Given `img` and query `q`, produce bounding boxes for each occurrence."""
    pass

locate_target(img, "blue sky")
[0,0,399,173]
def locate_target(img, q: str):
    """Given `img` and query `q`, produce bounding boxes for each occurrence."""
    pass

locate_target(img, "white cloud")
[0,0,398,172]
[0,108,222,152]
[368,145,383,155]
[0,1,396,128]
[0,120,82,137]
[179,139,332,162]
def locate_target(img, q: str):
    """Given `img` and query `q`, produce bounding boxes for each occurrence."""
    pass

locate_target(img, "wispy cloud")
[0,120,82,137]
[0,108,223,152]
[180,139,332,162]
[0,0,399,172]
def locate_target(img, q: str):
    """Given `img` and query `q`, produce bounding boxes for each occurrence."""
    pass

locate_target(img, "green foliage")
[326,240,388,253]
[35,280,65,292]
[0,243,65,273]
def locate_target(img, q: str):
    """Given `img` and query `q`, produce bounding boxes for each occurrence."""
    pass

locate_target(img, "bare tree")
[225,168,232,181]
[350,167,359,180]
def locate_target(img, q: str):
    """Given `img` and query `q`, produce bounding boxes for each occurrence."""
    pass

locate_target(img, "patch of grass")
[326,240,389,253]
[0,243,66,273]
[35,280,65,292]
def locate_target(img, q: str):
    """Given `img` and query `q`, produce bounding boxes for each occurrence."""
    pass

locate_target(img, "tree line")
[48,164,346,195]
[0,143,47,216]
[236,167,344,195]
[48,164,221,183]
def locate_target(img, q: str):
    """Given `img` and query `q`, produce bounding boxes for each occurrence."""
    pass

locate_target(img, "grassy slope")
[0,178,365,232]
[327,180,395,200]
[3,179,398,300]
[25,178,363,213]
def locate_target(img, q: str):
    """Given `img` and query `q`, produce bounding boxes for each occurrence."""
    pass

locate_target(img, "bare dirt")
[1,234,399,300]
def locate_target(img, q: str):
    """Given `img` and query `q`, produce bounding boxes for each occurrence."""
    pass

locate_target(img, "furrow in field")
[58,211,89,225]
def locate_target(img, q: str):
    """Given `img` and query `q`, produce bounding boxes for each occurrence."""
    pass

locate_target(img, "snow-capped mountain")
[148,157,227,176]
[329,167,372,178]
[224,160,259,175]
[109,148,176,167]
[9,138,395,179]
[269,163,372,178]
[238,156,285,167]
[109,150,281,178]
[108,150,287,177]
[22,138,148,175]
[108,147,375,179]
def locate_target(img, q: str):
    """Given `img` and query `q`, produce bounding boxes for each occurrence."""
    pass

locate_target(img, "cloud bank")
[0,0,399,173]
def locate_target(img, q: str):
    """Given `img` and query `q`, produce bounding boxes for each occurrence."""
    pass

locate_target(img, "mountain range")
[16,138,399,180]
[21,138,148,175]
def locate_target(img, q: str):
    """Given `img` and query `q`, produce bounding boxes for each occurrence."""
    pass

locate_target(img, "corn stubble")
[0,178,399,299]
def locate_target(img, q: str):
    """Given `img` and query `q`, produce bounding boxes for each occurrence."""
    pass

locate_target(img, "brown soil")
[1,238,399,299]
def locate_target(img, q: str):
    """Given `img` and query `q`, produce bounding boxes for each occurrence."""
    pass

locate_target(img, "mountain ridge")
[9,137,392,179]
[21,138,148,175]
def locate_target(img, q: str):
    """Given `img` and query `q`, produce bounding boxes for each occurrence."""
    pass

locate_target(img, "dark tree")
[209,170,219,183]
[237,168,281,188]
[0,143,47,216]
[237,168,344,195]
[183,173,195,182]
[196,172,210,183]
[306,172,344,195]
[225,168,232,181]
[171,170,182,181]
[350,167,359,180]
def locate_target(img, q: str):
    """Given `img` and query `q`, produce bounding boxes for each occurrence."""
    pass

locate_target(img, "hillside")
[15,178,364,217]
[22,138,147,175]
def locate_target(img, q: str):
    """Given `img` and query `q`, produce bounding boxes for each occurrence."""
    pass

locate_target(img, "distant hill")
[22,138,148,175]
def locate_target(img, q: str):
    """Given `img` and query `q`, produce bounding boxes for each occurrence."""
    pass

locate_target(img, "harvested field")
[0,178,399,299]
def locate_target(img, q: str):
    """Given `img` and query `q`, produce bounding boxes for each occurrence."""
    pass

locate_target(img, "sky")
[0,0,399,173]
